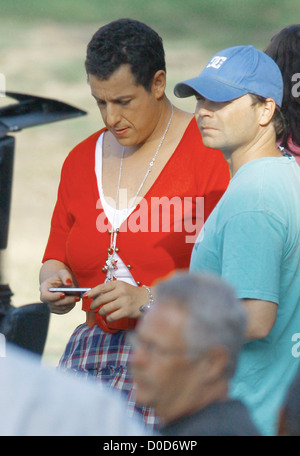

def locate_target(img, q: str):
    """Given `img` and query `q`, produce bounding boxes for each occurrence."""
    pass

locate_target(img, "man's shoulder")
[160,400,260,436]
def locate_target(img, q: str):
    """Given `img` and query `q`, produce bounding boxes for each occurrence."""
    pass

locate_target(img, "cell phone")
[49,287,91,296]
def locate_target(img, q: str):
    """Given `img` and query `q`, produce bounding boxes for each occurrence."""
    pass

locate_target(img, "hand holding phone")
[49,287,91,297]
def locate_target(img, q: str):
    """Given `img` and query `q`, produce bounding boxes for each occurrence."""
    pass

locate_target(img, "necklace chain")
[104,103,174,282]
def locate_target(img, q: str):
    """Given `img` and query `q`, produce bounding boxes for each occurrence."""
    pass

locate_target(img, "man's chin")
[201,136,219,150]
[133,385,155,409]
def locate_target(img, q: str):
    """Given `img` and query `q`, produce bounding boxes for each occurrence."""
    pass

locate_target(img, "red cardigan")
[43,118,230,332]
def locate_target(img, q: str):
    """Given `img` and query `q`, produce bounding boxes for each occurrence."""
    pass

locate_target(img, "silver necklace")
[103,103,174,282]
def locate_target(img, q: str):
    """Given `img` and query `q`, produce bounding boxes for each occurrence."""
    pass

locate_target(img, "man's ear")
[259,98,276,127]
[194,345,229,383]
[206,345,229,380]
[151,70,166,100]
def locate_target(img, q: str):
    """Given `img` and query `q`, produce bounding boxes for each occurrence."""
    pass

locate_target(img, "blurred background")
[0,0,299,365]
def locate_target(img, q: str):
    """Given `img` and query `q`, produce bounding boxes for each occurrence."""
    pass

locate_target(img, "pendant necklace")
[103,103,174,282]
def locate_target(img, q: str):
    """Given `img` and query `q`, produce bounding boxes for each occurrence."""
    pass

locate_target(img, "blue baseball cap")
[174,45,283,107]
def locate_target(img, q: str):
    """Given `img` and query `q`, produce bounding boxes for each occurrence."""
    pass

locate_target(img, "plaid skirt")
[58,323,159,429]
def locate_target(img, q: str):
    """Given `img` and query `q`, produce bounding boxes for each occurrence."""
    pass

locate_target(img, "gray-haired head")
[154,272,247,378]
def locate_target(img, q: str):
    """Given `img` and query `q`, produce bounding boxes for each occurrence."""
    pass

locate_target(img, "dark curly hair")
[85,18,166,91]
[265,25,300,153]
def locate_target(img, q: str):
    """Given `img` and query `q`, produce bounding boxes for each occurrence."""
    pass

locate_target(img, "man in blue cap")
[174,45,300,436]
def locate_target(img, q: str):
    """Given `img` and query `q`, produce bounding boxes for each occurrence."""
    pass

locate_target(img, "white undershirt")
[95,133,136,285]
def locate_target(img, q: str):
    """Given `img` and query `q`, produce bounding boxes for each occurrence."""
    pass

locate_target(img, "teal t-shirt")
[190,156,300,436]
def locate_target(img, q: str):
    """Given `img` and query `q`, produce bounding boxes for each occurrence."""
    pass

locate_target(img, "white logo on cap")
[206,56,227,69]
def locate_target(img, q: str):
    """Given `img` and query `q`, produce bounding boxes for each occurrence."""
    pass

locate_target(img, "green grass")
[0,0,300,49]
